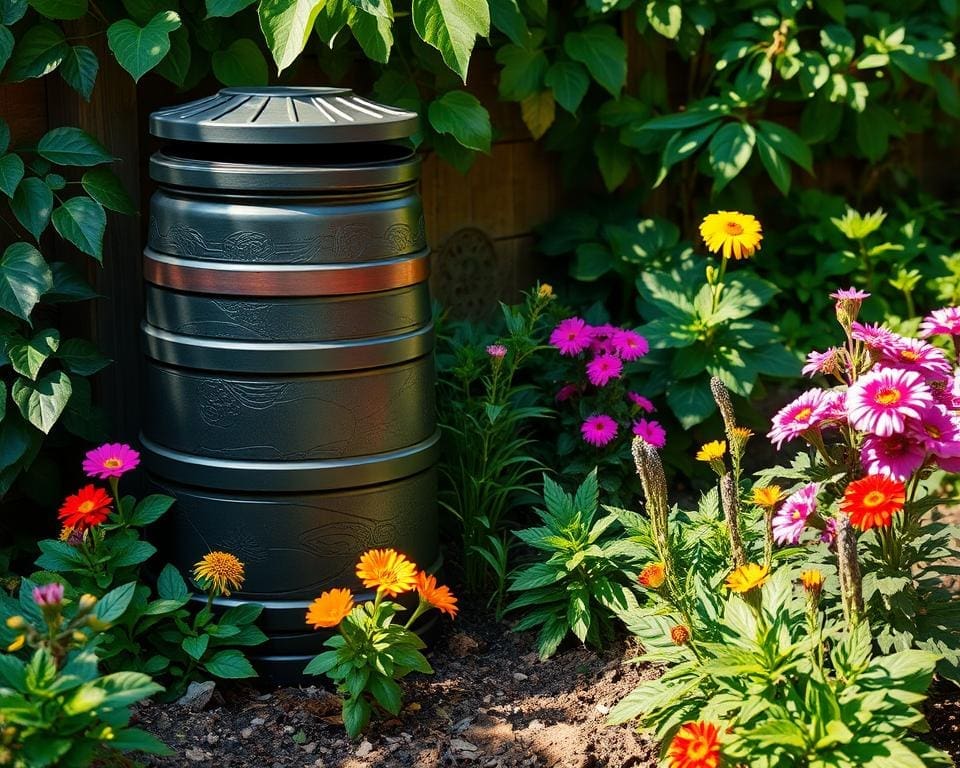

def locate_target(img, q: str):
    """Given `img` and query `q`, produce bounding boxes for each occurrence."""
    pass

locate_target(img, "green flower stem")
[403,598,430,629]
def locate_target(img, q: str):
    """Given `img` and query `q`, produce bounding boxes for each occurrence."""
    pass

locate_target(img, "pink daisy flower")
[919,306,960,338]
[581,414,618,447]
[772,483,818,545]
[878,337,952,377]
[549,317,593,357]
[586,354,623,387]
[632,418,666,448]
[911,405,960,458]
[851,322,898,350]
[847,368,933,436]
[613,329,649,362]
[861,433,927,482]
[802,348,843,378]
[830,288,871,301]
[627,392,656,412]
[767,389,832,449]
[83,443,141,480]
[555,384,579,403]
[589,324,619,356]
[486,344,507,358]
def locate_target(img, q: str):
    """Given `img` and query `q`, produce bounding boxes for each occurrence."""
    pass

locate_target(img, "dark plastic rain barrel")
[140,87,439,681]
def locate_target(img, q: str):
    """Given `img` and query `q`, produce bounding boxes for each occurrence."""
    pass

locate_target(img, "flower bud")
[6,635,25,652]
[78,594,98,613]
[4,616,25,631]
[670,625,691,645]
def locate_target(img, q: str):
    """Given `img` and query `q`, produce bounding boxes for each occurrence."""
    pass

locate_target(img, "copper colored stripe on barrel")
[143,251,430,296]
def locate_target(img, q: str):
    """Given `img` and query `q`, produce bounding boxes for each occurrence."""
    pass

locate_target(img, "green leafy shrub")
[505,470,639,659]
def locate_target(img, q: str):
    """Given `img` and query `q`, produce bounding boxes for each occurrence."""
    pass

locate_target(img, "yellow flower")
[638,562,666,589]
[193,551,245,596]
[725,562,769,593]
[696,440,726,462]
[355,548,418,597]
[538,283,554,298]
[800,569,824,596]
[752,485,782,509]
[6,635,24,652]
[306,588,355,629]
[699,211,763,260]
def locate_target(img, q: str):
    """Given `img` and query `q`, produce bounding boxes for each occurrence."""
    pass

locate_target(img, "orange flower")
[306,588,355,629]
[193,551,245,596]
[58,485,112,532]
[355,548,418,597]
[670,625,690,645]
[800,569,824,596]
[638,562,666,589]
[667,721,721,768]
[752,485,782,509]
[840,475,905,531]
[415,572,458,618]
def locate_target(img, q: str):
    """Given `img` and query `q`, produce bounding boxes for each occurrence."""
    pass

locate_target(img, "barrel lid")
[149,87,419,144]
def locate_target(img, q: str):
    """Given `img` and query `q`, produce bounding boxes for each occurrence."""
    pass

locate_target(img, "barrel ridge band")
[144,247,430,297]
[140,430,441,492]
[142,321,435,373]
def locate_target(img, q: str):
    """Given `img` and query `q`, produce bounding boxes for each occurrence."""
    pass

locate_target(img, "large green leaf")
[411,0,489,82]
[0,242,52,321]
[562,24,626,97]
[0,24,13,71]
[594,131,630,191]
[94,582,136,623]
[157,563,189,601]
[10,177,52,240]
[489,0,527,45]
[181,634,209,661]
[545,60,589,114]
[203,649,256,678]
[756,131,790,194]
[81,168,135,214]
[51,197,106,261]
[654,120,719,187]
[206,0,257,16]
[153,26,191,86]
[756,120,812,172]
[107,11,181,82]
[0,0,28,24]
[59,45,98,100]
[55,338,110,376]
[5,22,67,80]
[28,0,86,20]
[665,378,716,428]
[347,0,393,63]
[259,0,324,72]
[0,153,24,198]
[37,127,112,166]
[707,121,755,191]
[212,37,268,85]
[428,90,491,153]
[496,39,547,101]
[12,370,71,433]
[9,329,58,380]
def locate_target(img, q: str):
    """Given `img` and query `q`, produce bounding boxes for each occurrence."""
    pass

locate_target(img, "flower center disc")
[862,491,887,507]
[78,501,94,513]
[688,739,710,759]
[104,458,123,468]
[724,221,744,235]
[875,387,902,406]
[793,407,813,422]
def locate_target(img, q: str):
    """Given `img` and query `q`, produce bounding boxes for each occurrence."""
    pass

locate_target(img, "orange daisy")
[638,562,666,589]
[415,572,458,618]
[58,485,112,532]
[306,588,355,629]
[355,548,418,597]
[840,475,905,531]
[667,720,721,768]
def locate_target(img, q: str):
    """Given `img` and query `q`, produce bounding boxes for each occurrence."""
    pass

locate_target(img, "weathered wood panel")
[0,82,48,143]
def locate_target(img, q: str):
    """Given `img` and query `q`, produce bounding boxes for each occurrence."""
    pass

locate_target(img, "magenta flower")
[772,483,818,545]
[632,418,666,448]
[83,443,141,480]
[588,324,619,356]
[861,433,927,482]
[878,336,952,378]
[767,389,832,449]
[627,392,655,412]
[581,414,618,447]
[851,322,898,350]
[802,348,842,378]
[919,306,960,338]
[820,517,838,546]
[911,405,960,457]
[847,368,933,436]
[586,354,623,387]
[549,317,593,357]
[613,329,649,362]
[33,582,64,607]
[830,288,870,301]
[555,384,579,403]
[486,344,507,359]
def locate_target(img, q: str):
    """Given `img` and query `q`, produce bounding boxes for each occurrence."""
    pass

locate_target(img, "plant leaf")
[59,45,99,100]
[412,0,489,82]
[51,197,106,261]
[428,90,491,153]
[38,127,112,166]
[545,60,589,113]
[0,153,24,198]
[107,11,181,82]
[259,0,325,72]
[563,24,626,97]
[211,37,269,85]
[0,242,52,321]
[5,22,68,80]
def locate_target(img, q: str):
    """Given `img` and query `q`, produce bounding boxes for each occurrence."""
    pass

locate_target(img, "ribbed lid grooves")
[150,86,419,144]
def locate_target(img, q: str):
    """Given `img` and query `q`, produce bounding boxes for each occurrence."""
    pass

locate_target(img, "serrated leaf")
[81,168,135,214]
[0,242,52,321]
[59,45,99,100]
[38,127,112,166]
[212,37,268,85]
[94,582,136,623]
[496,40,547,101]
[157,563,189,601]
[5,22,68,80]
[51,197,106,261]
[10,177,52,240]
[107,11,181,82]
[412,0,489,82]
[203,649,257,678]
[563,24,626,97]
[428,90,491,153]
[181,634,209,660]
[0,153,24,198]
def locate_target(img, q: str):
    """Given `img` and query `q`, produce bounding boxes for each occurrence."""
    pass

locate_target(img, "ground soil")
[134,602,660,768]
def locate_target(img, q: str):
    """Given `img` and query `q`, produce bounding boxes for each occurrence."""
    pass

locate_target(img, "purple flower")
[830,288,871,301]
[820,517,838,546]
[588,324,619,356]
[767,389,833,449]
[920,306,960,338]
[82,443,140,480]
[802,348,843,378]
[613,329,649,362]
[627,392,655,412]
[486,344,507,359]
[586,354,623,387]
[772,484,818,545]
[632,418,666,448]
[555,384,579,403]
[861,433,927,482]
[549,318,593,357]
[878,336,952,378]
[581,414,618,447]
[851,322,898,350]
[33,582,64,607]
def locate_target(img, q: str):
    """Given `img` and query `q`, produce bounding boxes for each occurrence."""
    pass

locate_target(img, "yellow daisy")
[725,562,769,593]
[752,485,782,509]
[193,551,245,596]
[699,211,763,260]
[800,569,824,595]
[696,440,726,462]
[355,548,418,597]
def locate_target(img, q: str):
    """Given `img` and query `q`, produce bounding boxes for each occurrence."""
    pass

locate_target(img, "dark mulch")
[133,603,660,768]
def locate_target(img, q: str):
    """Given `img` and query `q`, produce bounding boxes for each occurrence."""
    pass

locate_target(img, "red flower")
[59,485,112,532]
[667,721,721,768]
[840,475,905,531]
